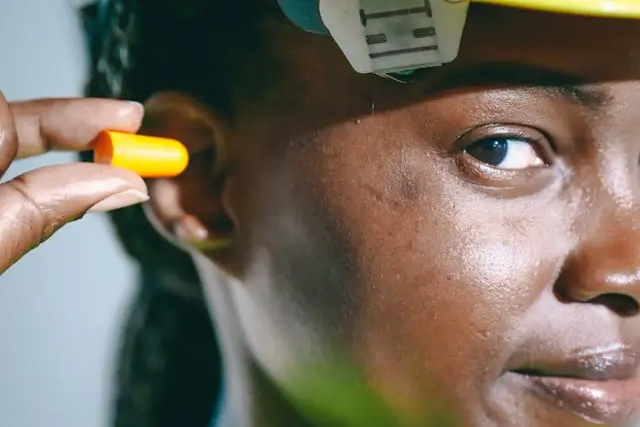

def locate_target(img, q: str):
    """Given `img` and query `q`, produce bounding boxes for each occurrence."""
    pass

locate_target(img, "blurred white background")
[0,1,136,426]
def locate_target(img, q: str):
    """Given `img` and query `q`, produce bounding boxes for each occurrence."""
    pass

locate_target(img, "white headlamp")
[320,0,469,75]
[278,0,469,75]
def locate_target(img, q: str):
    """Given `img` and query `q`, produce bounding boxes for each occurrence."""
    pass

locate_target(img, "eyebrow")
[425,61,613,111]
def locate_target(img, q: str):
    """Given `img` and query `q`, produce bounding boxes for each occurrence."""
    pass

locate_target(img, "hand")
[0,93,149,274]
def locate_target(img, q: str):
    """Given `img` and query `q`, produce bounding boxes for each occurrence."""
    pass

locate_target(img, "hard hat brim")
[474,0,640,18]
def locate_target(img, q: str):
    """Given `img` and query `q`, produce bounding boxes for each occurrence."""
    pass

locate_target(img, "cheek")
[234,113,575,423]
[299,124,572,413]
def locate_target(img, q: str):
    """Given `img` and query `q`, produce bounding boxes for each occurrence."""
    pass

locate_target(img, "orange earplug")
[93,131,189,178]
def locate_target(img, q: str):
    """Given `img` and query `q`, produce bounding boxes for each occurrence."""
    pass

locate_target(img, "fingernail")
[88,189,149,213]
[128,101,144,111]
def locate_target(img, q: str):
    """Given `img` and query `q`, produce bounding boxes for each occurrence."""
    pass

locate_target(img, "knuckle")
[0,107,18,168]
[2,177,54,245]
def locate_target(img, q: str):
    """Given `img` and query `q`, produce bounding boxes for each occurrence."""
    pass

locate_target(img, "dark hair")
[81,1,281,426]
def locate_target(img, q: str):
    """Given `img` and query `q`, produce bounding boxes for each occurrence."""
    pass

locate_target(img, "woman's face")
[200,5,640,427]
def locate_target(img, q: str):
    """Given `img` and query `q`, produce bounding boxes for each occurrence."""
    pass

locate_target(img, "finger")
[0,163,148,274]
[10,98,144,159]
[0,92,18,178]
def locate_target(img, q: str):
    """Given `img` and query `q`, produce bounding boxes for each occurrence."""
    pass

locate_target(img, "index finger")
[10,98,144,159]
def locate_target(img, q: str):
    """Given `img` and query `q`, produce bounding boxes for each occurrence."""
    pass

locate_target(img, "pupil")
[467,139,508,166]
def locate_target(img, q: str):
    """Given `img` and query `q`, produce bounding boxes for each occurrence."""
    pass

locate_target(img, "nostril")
[589,294,640,317]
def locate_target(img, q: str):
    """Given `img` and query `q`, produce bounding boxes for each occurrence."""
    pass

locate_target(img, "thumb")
[0,163,148,274]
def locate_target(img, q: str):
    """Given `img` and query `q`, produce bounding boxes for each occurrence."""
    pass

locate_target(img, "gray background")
[0,1,135,426]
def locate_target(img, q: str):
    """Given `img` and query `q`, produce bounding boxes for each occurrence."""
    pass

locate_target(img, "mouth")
[509,346,640,425]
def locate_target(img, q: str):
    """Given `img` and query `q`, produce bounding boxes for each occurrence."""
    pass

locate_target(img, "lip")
[510,346,640,424]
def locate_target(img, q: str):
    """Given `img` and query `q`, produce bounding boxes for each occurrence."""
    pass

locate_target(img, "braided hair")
[81,1,281,426]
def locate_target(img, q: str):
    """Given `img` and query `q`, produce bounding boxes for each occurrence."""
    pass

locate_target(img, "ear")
[141,91,238,274]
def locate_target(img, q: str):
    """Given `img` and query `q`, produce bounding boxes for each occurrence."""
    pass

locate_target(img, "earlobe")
[140,91,235,256]
[142,202,233,255]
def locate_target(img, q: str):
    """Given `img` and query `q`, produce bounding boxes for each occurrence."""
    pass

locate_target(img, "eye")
[464,137,547,170]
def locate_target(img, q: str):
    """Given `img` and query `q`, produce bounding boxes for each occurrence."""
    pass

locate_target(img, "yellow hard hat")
[476,0,640,18]
[277,0,640,36]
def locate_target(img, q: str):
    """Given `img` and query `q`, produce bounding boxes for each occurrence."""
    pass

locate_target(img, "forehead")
[460,5,640,78]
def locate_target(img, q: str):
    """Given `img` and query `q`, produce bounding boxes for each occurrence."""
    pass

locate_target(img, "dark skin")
[146,5,640,427]
[0,97,146,273]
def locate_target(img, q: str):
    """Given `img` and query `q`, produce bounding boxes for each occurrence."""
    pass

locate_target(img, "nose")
[556,216,640,317]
